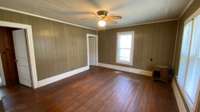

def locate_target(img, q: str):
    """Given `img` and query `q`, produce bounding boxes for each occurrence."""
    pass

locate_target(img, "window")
[177,15,200,111]
[177,21,193,88]
[116,31,134,65]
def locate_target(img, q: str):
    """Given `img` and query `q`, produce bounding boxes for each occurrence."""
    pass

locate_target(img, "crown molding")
[0,6,96,30]
[100,18,178,31]
[0,6,183,31]
[178,0,194,19]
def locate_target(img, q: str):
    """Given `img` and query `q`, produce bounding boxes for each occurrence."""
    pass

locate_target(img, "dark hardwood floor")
[0,67,178,112]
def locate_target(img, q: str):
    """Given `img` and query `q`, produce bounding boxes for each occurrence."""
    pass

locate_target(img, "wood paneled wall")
[0,9,96,80]
[99,21,178,70]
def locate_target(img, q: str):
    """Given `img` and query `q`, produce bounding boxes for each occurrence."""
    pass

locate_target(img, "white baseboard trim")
[98,63,152,76]
[172,79,187,112]
[37,66,89,88]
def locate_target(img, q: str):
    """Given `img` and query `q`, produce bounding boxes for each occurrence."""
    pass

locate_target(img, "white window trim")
[178,22,194,112]
[116,31,134,66]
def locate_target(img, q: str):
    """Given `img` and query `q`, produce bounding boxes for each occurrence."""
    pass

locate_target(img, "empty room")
[0,0,199,112]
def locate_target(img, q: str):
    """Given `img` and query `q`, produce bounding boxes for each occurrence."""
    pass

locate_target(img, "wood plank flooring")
[0,67,178,112]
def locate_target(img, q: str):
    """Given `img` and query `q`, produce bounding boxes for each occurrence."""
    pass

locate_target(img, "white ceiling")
[0,0,191,29]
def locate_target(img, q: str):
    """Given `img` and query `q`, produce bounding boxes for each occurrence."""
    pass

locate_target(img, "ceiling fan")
[96,10,122,27]
[63,9,122,28]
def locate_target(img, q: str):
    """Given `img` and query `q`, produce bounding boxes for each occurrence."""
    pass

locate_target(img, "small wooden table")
[153,66,173,83]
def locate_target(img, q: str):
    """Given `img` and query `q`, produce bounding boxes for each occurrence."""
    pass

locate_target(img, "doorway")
[0,21,37,89]
[87,34,98,66]
[0,27,32,87]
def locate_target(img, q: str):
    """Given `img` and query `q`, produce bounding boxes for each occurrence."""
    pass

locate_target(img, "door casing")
[86,33,98,66]
[0,21,38,88]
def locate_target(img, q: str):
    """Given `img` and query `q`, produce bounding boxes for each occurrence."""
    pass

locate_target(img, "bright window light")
[177,15,200,111]
[116,31,134,65]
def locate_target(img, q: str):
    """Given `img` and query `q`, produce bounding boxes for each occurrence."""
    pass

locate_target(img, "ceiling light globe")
[98,20,106,27]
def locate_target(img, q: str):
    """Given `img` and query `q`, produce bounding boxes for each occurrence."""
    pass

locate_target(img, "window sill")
[116,61,133,66]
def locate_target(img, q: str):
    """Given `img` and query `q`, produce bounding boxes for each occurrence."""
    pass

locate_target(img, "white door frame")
[86,33,98,66]
[0,20,38,89]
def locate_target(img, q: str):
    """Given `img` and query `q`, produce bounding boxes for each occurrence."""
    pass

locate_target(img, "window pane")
[118,33,132,49]
[185,15,200,103]
[116,32,134,65]
[178,21,193,88]
[119,48,131,62]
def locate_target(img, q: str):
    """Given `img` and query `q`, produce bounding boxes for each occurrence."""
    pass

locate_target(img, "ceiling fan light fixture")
[98,20,106,27]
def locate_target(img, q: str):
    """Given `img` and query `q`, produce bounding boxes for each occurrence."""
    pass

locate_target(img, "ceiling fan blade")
[104,16,122,21]
[104,18,118,24]
[109,16,122,19]
[108,20,118,24]
[78,16,99,21]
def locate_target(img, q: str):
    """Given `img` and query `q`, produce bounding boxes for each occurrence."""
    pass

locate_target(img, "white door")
[12,30,32,87]
[89,37,97,65]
